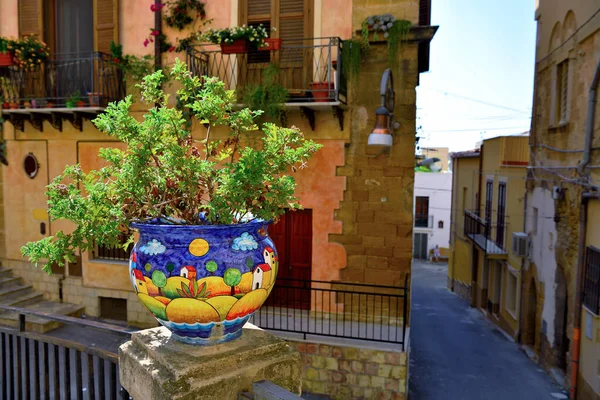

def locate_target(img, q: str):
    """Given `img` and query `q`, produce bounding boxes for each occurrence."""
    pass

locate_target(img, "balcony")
[0,52,125,132]
[463,210,507,258]
[185,37,347,131]
[414,214,433,228]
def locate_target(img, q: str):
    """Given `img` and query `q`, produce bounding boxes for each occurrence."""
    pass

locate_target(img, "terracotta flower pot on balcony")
[220,40,249,54]
[129,220,278,345]
[9,102,18,110]
[310,82,335,102]
[87,92,103,107]
[259,38,282,52]
[77,100,86,108]
[0,53,14,67]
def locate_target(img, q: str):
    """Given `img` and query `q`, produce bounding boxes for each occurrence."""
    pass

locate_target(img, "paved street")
[409,260,568,400]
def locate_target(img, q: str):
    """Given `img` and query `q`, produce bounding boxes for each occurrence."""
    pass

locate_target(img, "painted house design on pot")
[252,264,273,290]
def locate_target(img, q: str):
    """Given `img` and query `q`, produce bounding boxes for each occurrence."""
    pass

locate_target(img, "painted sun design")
[189,238,210,257]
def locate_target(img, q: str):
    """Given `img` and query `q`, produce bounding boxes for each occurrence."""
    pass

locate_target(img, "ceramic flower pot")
[0,53,14,67]
[129,220,278,345]
[310,82,335,102]
[259,38,283,51]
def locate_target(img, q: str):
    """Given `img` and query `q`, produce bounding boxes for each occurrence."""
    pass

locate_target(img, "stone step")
[0,301,84,334]
[0,276,23,290]
[0,268,13,278]
[5,291,44,307]
[0,284,35,301]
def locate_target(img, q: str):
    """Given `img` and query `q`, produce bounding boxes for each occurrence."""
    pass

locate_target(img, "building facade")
[413,170,452,260]
[0,0,435,340]
[448,135,529,339]
[527,1,600,397]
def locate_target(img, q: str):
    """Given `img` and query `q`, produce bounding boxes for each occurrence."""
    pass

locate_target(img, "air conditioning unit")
[512,232,528,257]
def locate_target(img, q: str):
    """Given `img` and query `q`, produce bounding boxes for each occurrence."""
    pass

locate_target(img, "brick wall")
[288,340,407,400]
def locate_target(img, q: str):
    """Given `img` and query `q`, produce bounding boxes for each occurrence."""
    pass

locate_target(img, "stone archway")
[523,278,538,348]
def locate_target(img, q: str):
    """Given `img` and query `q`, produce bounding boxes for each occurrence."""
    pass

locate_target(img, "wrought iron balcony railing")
[464,210,507,256]
[414,214,433,228]
[0,52,125,109]
[185,37,347,105]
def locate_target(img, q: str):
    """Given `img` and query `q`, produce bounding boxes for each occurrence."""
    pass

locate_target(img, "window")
[583,246,600,315]
[556,59,569,124]
[94,233,133,262]
[415,196,430,228]
[505,268,518,316]
[496,181,506,248]
[438,220,444,229]
[531,207,539,234]
[485,180,493,224]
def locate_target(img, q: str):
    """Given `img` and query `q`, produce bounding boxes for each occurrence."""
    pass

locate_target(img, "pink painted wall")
[0,0,19,37]
[320,0,353,39]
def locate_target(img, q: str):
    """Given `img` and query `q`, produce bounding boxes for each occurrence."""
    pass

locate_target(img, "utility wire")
[419,87,532,114]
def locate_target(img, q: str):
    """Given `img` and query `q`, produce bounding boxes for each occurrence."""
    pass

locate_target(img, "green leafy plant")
[20,60,321,272]
[177,279,210,299]
[362,14,411,68]
[243,64,288,123]
[0,37,13,54]
[341,39,362,86]
[109,41,157,94]
[202,25,270,47]
[65,91,82,108]
[11,35,50,70]
[163,0,207,30]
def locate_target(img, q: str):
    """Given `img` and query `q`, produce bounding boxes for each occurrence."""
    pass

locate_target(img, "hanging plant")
[341,39,362,86]
[362,14,411,68]
[163,0,207,30]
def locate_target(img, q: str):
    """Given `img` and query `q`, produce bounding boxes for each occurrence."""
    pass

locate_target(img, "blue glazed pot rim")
[129,219,271,232]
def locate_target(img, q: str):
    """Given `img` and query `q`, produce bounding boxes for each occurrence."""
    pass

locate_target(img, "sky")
[416,0,537,152]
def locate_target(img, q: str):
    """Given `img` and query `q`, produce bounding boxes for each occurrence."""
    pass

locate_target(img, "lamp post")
[368,68,396,147]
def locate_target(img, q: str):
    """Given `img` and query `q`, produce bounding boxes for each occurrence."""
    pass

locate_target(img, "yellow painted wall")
[580,199,600,398]
[448,153,479,291]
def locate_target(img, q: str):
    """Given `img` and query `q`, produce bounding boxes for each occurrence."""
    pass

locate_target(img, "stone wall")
[448,277,471,303]
[288,340,407,400]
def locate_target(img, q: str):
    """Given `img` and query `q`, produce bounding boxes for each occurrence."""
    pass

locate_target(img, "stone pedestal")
[119,323,302,400]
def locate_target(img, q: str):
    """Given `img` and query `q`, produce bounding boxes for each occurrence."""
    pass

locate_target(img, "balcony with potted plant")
[0,36,126,133]
[186,32,347,131]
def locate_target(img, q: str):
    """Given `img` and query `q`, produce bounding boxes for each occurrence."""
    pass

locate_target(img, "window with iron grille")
[556,60,569,123]
[485,180,493,224]
[94,233,132,262]
[496,181,506,248]
[583,246,600,314]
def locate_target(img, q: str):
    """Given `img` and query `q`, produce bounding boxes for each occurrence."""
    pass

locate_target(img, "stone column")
[119,324,302,400]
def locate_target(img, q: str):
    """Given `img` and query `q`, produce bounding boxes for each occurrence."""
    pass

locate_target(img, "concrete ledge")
[119,324,301,400]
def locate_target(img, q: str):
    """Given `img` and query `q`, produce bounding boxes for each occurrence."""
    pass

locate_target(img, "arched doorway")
[555,266,569,370]
[523,279,537,347]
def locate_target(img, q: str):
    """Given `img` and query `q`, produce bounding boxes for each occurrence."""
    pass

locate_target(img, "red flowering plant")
[10,36,50,71]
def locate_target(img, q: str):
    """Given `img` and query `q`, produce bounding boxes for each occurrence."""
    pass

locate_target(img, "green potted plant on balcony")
[0,37,15,67]
[202,25,269,54]
[66,91,86,108]
[12,35,50,70]
[243,63,288,124]
[361,14,411,68]
[21,60,321,345]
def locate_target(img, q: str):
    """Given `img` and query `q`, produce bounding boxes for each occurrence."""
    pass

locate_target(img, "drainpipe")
[154,0,162,71]
[571,191,600,399]
[577,57,600,176]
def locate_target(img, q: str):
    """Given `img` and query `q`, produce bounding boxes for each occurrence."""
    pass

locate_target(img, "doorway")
[555,266,569,370]
[413,233,428,259]
[523,279,538,348]
[266,209,313,310]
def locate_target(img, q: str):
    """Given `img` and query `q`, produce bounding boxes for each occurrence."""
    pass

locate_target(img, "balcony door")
[496,181,506,248]
[415,196,430,228]
[484,179,493,224]
[239,0,314,95]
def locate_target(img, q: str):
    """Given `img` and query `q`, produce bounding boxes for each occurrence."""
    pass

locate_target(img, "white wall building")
[413,172,452,259]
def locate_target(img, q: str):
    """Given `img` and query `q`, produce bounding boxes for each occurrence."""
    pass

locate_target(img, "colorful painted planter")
[129,220,278,345]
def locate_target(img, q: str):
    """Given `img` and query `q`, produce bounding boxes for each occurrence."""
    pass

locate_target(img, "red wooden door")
[267,209,312,309]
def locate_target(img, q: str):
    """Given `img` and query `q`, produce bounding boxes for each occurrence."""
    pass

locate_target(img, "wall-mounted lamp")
[368,68,396,148]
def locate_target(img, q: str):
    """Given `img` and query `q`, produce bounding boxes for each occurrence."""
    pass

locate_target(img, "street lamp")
[368,68,396,147]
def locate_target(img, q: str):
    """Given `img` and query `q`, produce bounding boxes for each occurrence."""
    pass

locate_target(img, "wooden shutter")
[19,0,44,38]
[94,0,119,53]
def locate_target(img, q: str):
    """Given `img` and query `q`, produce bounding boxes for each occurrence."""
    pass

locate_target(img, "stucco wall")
[413,172,452,255]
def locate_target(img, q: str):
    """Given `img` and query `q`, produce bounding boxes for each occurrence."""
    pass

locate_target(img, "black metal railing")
[464,210,507,255]
[414,214,433,228]
[0,304,134,399]
[186,37,347,104]
[252,277,409,349]
[94,233,133,262]
[0,52,125,108]
[584,246,600,314]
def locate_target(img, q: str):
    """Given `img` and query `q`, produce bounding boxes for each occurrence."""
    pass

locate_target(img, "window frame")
[504,265,519,318]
